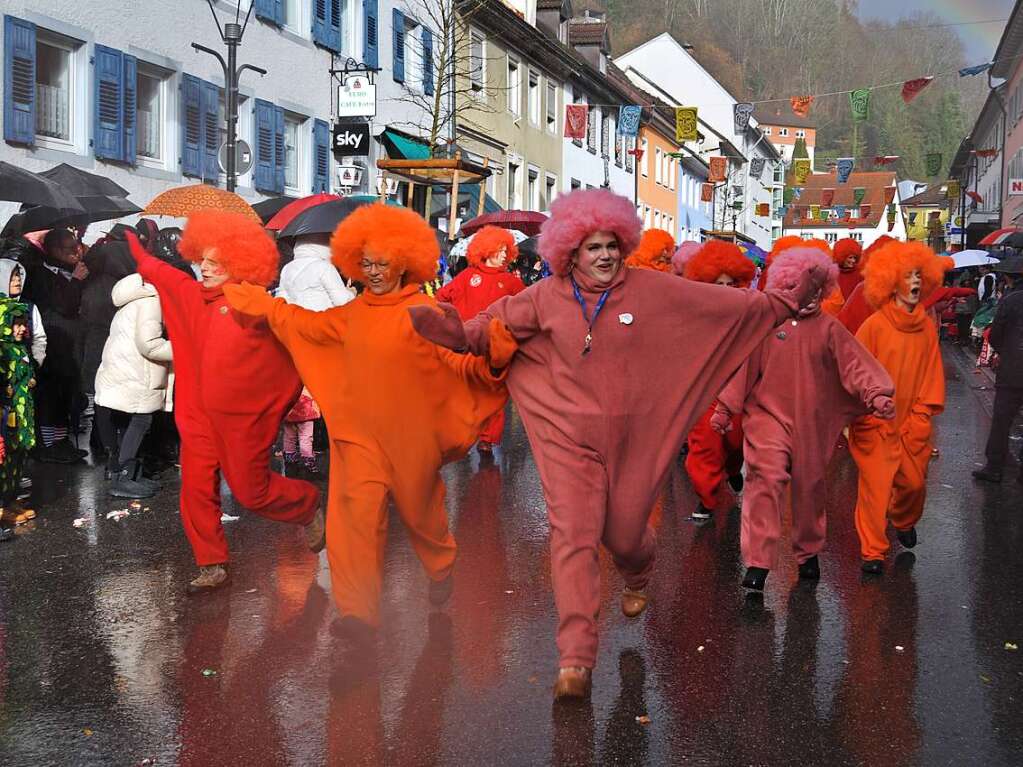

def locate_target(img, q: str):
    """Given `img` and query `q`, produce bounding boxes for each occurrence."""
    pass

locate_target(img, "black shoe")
[727,474,744,494]
[109,462,158,499]
[972,467,1003,483]
[896,527,917,549]
[428,573,454,606]
[798,555,821,580]
[0,527,13,542]
[31,443,75,464]
[742,566,768,591]
[861,559,884,575]
[692,503,713,521]
[52,439,87,462]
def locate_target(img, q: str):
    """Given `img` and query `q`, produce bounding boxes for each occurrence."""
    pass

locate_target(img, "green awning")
[381,129,431,160]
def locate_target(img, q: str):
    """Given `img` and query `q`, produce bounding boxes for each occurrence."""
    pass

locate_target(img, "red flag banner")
[821,188,835,206]
[756,202,770,217]
[901,77,933,104]
[883,186,896,205]
[790,95,814,118]
[708,156,728,183]
[973,148,998,158]
[966,191,985,204]
[873,155,899,166]
[564,104,589,140]
[701,183,715,203]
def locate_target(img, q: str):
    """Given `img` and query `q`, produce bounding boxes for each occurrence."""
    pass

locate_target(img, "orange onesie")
[225,283,508,625]
[849,301,945,560]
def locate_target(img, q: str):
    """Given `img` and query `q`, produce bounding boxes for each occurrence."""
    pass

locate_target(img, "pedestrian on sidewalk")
[712,247,895,592]
[436,225,525,454]
[848,241,947,575]
[94,272,173,499]
[409,188,830,700]
[124,213,324,595]
[973,268,1023,484]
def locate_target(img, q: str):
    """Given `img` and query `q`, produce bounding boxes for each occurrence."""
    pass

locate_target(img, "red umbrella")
[461,210,548,237]
[265,193,341,232]
[978,227,1022,246]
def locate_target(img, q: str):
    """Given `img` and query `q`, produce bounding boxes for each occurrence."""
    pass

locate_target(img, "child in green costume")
[0,297,36,535]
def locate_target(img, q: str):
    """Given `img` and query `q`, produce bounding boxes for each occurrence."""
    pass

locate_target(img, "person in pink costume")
[670,241,701,276]
[408,189,829,700]
[711,248,896,592]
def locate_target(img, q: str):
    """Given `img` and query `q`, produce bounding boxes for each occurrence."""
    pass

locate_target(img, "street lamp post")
[192,0,266,192]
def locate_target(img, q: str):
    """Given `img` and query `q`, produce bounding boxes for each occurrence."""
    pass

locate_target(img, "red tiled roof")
[569,20,608,46]
[753,103,816,130]
[902,183,950,207]
[783,171,898,229]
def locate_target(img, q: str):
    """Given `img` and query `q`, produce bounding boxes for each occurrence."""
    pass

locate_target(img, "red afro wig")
[330,204,439,285]
[178,210,279,287]
[684,240,756,287]
[539,189,642,277]
[766,246,839,296]
[626,228,676,272]
[833,237,863,266]
[671,240,701,275]
[466,226,519,267]
[861,241,946,309]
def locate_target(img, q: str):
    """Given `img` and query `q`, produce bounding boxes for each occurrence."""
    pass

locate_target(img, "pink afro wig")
[179,210,279,286]
[626,228,676,272]
[861,240,946,309]
[833,237,863,266]
[766,247,839,296]
[539,189,642,277]
[467,225,519,267]
[331,204,439,284]
[684,240,756,287]
[671,241,701,275]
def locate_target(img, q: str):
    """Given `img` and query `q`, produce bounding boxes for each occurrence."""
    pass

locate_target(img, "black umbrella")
[993,255,1023,274]
[253,196,294,224]
[38,162,129,198]
[278,197,372,238]
[0,161,86,209]
[1,205,89,237]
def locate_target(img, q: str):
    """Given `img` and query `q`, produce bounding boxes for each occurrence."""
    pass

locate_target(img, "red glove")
[870,395,896,421]
[710,409,733,434]
[409,303,469,352]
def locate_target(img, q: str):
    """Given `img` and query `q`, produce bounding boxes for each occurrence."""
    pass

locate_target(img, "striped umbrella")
[978,227,1021,246]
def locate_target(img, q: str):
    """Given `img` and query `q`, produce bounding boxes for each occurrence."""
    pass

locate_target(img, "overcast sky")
[856,0,1015,62]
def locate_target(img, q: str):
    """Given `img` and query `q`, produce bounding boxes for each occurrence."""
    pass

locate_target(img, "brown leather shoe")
[621,587,649,618]
[553,667,592,700]
[187,565,230,595]
[305,504,326,553]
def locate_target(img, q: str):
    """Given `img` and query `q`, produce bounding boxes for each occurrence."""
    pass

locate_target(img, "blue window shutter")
[423,29,434,96]
[201,80,220,181]
[327,0,342,52]
[180,74,202,176]
[274,105,285,194]
[312,119,329,193]
[392,9,405,83]
[3,16,36,146]
[312,0,328,47]
[253,98,275,192]
[122,54,136,164]
[93,44,124,161]
[363,0,378,69]
[254,0,280,25]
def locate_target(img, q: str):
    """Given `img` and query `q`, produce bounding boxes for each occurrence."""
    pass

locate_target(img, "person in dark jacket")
[17,228,89,463]
[973,271,1023,484]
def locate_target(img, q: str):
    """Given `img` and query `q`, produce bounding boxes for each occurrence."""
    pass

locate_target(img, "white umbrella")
[450,228,529,262]
[951,249,999,269]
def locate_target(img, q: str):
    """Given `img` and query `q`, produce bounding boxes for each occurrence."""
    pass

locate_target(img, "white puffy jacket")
[278,241,355,310]
[94,274,173,414]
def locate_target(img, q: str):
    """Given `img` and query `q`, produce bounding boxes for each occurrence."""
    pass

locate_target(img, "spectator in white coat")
[94,273,172,499]
[276,234,354,476]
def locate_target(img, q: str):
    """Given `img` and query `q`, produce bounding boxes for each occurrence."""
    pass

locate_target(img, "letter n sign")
[332,122,371,157]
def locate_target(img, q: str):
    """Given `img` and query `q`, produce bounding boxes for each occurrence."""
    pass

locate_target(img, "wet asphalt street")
[1,342,1022,767]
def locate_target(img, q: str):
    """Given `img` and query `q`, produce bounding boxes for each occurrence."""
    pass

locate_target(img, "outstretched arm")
[829,321,895,417]
[223,282,348,347]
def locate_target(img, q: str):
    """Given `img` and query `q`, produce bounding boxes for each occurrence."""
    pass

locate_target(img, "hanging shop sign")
[337,74,377,118]
[332,122,371,157]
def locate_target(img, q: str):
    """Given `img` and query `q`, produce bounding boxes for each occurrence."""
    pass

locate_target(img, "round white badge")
[470,274,483,287]
[619,313,634,325]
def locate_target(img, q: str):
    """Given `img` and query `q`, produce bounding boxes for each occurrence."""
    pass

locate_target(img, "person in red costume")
[834,238,865,300]
[682,240,756,520]
[849,241,946,574]
[712,247,895,592]
[125,213,323,594]
[437,225,525,453]
[838,235,897,334]
[408,189,830,699]
[625,229,675,272]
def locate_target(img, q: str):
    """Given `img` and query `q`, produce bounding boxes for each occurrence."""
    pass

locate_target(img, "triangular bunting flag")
[901,77,933,104]
[960,63,992,77]
[790,95,814,118]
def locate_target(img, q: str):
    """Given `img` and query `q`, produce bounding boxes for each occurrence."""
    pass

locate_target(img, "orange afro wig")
[861,241,946,309]
[178,210,279,287]
[330,204,439,285]
[833,237,863,266]
[466,226,519,267]
[767,235,805,267]
[684,240,756,287]
[625,228,676,272]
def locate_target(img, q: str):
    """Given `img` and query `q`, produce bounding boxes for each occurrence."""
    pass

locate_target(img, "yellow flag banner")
[794,158,811,184]
[675,107,698,142]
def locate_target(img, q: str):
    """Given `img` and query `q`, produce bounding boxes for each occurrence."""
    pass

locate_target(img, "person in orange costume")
[124,213,322,594]
[848,240,946,574]
[437,225,525,453]
[625,228,675,272]
[682,239,756,520]
[224,204,510,633]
